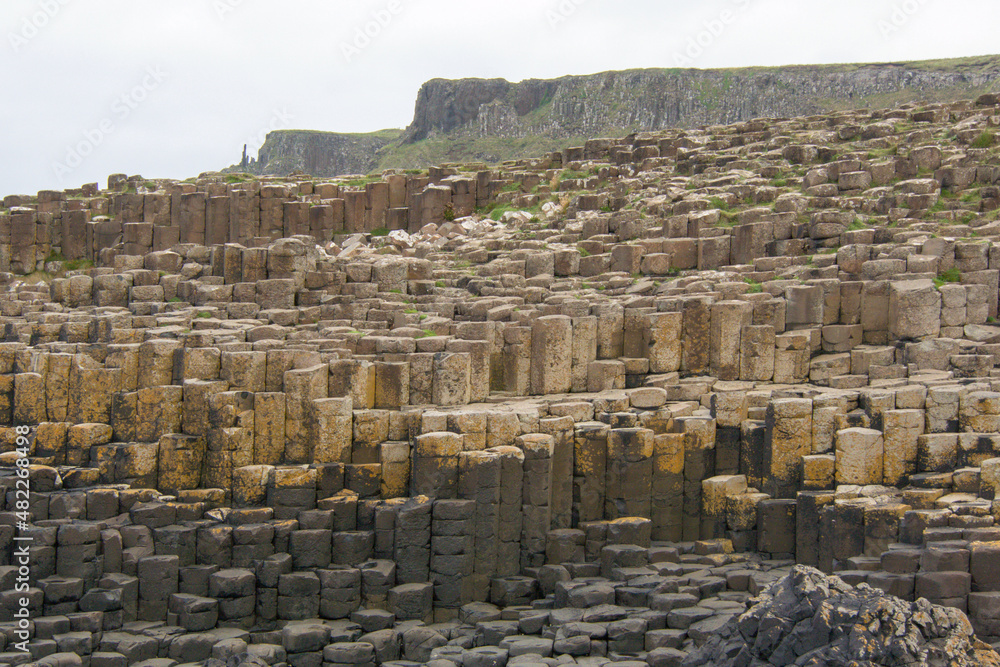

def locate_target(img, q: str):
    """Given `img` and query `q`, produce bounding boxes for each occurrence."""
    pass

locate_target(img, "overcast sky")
[2,0,999,195]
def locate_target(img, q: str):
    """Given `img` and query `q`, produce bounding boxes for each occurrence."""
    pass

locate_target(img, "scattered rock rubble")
[685,565,1000,667]
[4,95,1000,666]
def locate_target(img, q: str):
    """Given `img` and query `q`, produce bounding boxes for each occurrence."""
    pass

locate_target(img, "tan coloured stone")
[253,392,286,465]
[740,325,775,381]
[960,392,1000,432]
[571,317,597,393]
[835,428,884,486]
[157,433,206,495]
[432,353,470,406]
[882,409,924,486]
[220,351,266,392]
[136,385,182,443]
[137,339,179,389]
[763,398,812,498]
[710,301,753,381]
[888,279,941,341]
[313,397,353,464]
[529,315,572,395]
[645,312,682,374]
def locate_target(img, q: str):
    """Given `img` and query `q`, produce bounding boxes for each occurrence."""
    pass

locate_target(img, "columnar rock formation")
[4,94,1000,666]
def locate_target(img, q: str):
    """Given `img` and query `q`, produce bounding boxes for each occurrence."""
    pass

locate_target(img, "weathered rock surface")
[685,566,1000,667]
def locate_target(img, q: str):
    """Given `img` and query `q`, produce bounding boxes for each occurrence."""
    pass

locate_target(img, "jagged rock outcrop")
[685,566,1000,667]
[249,128,401,177]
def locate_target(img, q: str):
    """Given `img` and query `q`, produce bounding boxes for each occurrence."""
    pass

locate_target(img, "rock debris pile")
[686,565,1000,667]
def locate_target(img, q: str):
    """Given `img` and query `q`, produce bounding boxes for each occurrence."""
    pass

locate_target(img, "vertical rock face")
[404,61,1000,142]
[402,77,521,142]
[252,130,402,178]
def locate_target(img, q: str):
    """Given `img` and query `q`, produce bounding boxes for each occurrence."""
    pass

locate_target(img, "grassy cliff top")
[417,54,1000,86]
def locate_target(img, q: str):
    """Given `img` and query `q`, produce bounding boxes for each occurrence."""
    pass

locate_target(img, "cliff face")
[403,58,1000,141]
[249,128,401,177]
[240,55,1000,177]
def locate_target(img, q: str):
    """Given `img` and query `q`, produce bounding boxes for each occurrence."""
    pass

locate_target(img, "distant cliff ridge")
[403,59,1000,140]
[237,55,1000,177]
[246,128,401,177]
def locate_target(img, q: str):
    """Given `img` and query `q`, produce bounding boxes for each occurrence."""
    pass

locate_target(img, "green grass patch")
[865,146,899,159]
[933,267,962,289]
[972,131,996,149]
[717,210,739,227]
[483,203,532,221]
[960,190,982,204]
[928,198,948,214]
[560,169,591,182]
[370,227,390,237]
[708,196,731,211]
[64,259,93,271]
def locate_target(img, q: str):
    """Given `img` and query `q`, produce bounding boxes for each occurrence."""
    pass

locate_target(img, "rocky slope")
[11,93,1000,666]
[239,55,1000,177]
